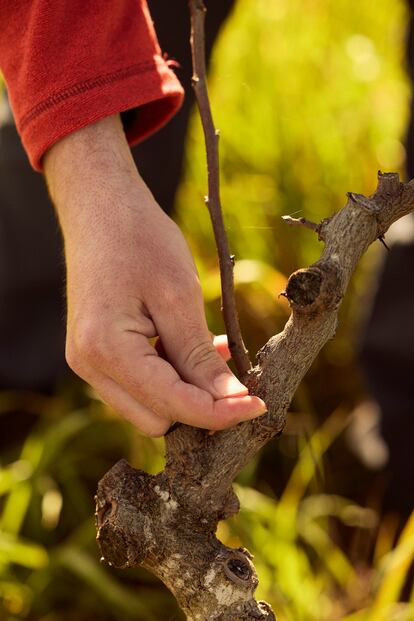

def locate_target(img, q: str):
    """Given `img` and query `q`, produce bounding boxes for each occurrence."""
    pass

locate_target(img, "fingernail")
[213,373,248,398]
[252,399,267,415]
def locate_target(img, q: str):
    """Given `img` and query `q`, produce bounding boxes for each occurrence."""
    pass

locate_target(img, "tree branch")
[189,0,252,378]
[281,214,326,240]
[96,171,414,620]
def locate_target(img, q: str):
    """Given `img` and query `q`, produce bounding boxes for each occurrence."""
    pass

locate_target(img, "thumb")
[155,333,231,362]
[153,295,248,400]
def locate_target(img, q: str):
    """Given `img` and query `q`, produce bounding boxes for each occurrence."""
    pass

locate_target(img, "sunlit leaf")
[0,533,48,569]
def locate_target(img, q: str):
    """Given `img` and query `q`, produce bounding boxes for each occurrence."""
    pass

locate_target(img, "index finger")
[99,332,266,431]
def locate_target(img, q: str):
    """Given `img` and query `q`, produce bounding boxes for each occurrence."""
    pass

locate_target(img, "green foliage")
[222,413,414,620]
[0,394,178,620]
[1,397,414,620]
[177,0,409,377]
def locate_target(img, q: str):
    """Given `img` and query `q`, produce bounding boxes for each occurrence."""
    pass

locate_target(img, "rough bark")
[96,172,414,620]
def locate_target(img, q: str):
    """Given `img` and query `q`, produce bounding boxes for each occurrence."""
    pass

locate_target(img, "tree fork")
[95,4,414,620]
[96,171,414,619]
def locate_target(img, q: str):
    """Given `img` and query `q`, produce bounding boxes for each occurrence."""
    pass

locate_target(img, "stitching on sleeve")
[20,60,159,130]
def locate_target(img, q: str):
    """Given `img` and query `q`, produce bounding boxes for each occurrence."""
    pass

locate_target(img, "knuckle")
[69,318,108,366]
[183,274,202,298]
[65,341,82,374]
[141,392,165,416]
[144,418,171,438]
[163,275,201,308]
[127,372,167,415]
[182,339,222,372]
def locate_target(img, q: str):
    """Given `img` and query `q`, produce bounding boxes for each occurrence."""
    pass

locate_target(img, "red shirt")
[0,0,184,170]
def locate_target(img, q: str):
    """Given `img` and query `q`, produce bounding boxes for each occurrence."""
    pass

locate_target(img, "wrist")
[45,114,137,191]
[44,114,155,245]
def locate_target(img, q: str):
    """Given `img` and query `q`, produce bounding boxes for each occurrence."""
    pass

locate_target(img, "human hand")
[44,115,267,436]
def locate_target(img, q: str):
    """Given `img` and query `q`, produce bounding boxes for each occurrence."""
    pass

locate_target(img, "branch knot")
[223,549,257,588]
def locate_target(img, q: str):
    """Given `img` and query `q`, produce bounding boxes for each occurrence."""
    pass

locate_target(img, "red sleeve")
[0,0,184,171]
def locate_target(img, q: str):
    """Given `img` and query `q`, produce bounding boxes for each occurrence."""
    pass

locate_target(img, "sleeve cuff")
[18,55,184,171]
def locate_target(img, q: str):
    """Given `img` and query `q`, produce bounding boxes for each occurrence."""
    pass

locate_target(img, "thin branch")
[281,214,326,240]
[189,0,252,378]
[97,173,414,621]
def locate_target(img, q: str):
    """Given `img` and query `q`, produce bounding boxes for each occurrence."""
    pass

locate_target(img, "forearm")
[45,114,149,243]
[44,114,154,325]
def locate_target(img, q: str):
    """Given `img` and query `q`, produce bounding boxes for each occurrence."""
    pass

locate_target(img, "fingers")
[67,341,171,436]
[92,375,172,437]
[150,281,248,400]
[110,333,266,427]
[213,334,231,361]
[156,333,231,362]
[76,330,266,432]
[67,308,267,435]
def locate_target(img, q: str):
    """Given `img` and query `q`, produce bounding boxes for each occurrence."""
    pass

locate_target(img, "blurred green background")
[1,0,414,619]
